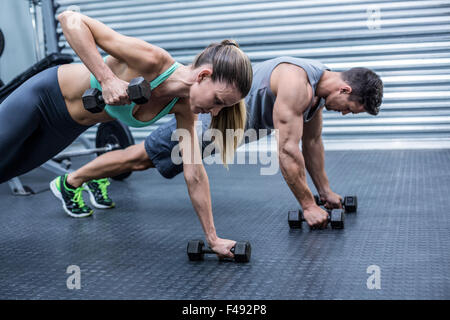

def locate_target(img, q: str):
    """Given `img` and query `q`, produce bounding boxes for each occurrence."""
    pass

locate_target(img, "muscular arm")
[272,65,316,210]
[58,11,165,84]
[302,108,331,196]
[175,112,218,246]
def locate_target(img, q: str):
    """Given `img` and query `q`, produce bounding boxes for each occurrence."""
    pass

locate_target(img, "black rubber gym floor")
[0,149,449,299]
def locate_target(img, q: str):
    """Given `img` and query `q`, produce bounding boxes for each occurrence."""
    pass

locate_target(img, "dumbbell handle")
[201,247,235,255]
[93,92,134,104]
[94,92,131,106]
[98,76,150,104]
[299,211,333,222]
[316,197,344,206]
[83,76,149,111]
[316,196,357,213]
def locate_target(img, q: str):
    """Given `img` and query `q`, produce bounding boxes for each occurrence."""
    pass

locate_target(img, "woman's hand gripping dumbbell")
[82,76,151,113]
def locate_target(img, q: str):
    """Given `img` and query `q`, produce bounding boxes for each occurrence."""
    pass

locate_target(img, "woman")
[0,11,252,259]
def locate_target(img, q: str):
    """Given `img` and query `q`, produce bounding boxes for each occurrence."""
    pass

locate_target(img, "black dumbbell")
[288,207,345,229]
[187,239,251,263]
[314,194,358,213]
[82,76,151,113]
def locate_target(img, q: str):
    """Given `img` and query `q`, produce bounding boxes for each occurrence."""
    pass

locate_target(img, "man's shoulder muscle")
[271,63,312,100]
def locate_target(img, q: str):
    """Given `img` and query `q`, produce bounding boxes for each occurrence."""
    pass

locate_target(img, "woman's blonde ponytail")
[210,99,247,166]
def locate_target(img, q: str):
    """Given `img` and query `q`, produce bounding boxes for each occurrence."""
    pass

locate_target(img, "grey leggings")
[0,66,91,183]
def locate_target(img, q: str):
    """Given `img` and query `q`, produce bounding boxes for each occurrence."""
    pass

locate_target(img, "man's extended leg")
[66,141,154,188]
[50,113,212,217]
[68,113,213,186]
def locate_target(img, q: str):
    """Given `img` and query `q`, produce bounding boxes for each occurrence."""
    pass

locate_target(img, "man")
[56,56,383,229]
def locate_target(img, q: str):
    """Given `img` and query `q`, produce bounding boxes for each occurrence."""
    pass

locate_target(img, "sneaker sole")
[50,179,93,218]
[85,184,115,209]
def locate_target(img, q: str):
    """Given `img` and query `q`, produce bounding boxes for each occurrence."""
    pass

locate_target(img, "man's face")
[324,87,365,115]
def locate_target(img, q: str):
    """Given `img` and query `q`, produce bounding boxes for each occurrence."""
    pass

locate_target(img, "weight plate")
[96,120,135,180]
[0,29,4,57]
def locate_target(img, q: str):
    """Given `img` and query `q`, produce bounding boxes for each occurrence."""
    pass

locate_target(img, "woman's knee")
[123,142,154,171]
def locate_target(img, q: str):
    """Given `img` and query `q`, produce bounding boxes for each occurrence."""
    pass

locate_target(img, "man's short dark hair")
[341,67,383,115]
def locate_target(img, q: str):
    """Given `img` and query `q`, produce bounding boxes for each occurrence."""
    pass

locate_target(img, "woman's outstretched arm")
[175,111,237,259]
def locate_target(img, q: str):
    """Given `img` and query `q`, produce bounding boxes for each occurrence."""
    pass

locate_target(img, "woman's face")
[189,68,242,116]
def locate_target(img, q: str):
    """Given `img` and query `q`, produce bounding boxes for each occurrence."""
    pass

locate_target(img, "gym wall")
[52,0,450,148]
[0,0,36,84]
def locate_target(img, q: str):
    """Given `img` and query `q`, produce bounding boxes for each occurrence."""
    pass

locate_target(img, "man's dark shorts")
[144,113,213,179]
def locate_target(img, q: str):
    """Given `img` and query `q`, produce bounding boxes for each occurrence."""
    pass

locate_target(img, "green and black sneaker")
[50,174,93,218]
[85,178,115,209]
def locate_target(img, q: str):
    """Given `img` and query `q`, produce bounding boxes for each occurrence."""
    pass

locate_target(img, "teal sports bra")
[89,56,181,128]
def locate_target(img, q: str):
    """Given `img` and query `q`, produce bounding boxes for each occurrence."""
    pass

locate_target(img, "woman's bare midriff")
[56,56,181,126]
